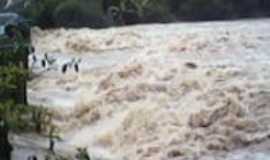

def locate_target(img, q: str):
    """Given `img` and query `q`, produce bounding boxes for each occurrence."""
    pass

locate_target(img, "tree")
[0,47,52,160]
[0,114,13,160]
[53,0,106,28]
[0,86,52,160]
[22,0,62,28]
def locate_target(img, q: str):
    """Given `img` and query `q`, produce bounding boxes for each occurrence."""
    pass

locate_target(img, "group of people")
[30,52,81,74]
[61,58,81,74]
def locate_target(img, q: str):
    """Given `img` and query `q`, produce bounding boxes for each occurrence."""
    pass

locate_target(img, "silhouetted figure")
[61,58,81,74]
[62,63,68,74]
[30,53,38,69]
[74,63,79,73]
[74,58,81,73]
[44,53,57,66]
[41,59,46,68]
[42,53,55,68]
[32,54,37,63]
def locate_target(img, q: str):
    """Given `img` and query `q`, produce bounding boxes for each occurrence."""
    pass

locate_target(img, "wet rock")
[185,62,198,69]
[189,109,212,128]
[167,149,183,158]
[142,145,161,157]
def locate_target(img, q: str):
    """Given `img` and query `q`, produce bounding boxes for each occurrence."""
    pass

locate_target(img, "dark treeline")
[5,0,270,28]
[171,0,270,20]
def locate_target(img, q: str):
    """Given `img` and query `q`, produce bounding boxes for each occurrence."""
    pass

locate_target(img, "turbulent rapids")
[13,19,270,160]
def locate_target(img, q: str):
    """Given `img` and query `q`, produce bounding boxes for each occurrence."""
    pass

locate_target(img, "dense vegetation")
[0,46,53,160]
[0,48,89,160]
[12,0,270,28]
[0,18,90,160]
[0,70,48,160]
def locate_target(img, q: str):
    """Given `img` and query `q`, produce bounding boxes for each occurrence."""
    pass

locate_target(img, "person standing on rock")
[74,58,81,73]
[61,63,68,74]
[41,59,46,68]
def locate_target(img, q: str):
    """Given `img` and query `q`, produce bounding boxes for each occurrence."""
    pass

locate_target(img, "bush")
[0,47,28,104]
[102,0,121,13]
[172,0,231,20]
[20,0,270,28]
[0,47,52,160]
[142,7,175,23]
[22,0,62,28]
[169,0,270,21]
[53,0,106,28]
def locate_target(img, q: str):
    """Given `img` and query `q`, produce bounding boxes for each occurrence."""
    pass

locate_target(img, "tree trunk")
[0,120,13,160]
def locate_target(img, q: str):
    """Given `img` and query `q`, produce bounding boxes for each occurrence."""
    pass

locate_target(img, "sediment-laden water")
[12,19,270,160]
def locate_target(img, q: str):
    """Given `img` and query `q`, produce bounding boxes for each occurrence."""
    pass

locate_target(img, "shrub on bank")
[20,0,270,28]
[53,0,106,28]
[169,0,270,20]
[22,0,61,28]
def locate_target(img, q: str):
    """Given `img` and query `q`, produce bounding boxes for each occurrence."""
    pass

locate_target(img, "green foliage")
[53,0,106,28]
[0,46,52,133]
[123,0,174,23]
[0,66,27,103]
[19,0,270,28]
[172,0,232,20]
[75,148,91,160]
[0,100,52,133]
[22,0,62,28]
[140,0,175,23]
[168,0,270,20]
[22,0,106,28]
[132,0,169,14]
[43,147,90,160]
[0,65,25,91]
[0,46,28,104]
[32,107,53,133]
